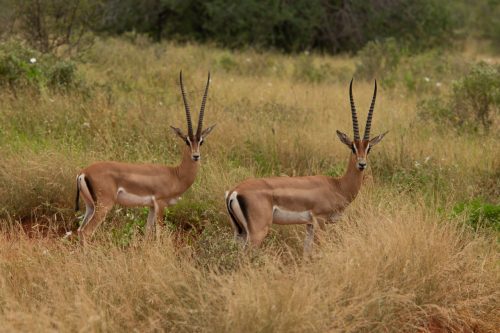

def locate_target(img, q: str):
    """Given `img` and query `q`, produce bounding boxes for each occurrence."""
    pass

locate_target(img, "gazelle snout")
[190,142,201,161]
[356,158,367,170]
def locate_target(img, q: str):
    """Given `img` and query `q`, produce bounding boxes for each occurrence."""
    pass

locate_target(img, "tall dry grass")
[0,38,499,331]
[0,204,498,332]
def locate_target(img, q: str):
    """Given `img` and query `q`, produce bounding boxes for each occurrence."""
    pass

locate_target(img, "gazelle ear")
[170,126,187,140]
[369,131,388,146]
[200,124,216,138]
[336,130,352,147]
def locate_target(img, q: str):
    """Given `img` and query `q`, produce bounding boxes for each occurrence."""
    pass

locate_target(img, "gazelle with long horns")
[225,80,387,254]
[75,72,216,243]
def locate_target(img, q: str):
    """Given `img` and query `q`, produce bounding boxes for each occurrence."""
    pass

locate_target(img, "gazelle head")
[336,79,388,171]
[170,71,216,161]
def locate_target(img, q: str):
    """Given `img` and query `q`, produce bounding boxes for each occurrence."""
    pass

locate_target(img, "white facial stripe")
[365,144,371,154]
[352,144,358,154]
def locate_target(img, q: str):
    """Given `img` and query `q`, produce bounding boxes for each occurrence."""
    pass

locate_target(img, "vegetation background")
[0,0,499,332]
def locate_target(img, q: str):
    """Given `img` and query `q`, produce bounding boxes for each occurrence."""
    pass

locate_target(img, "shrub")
[293,54,328,83]
[4,0,98,55]
[0,40,80,91]
[451,62,500,130]
[354,38,403,83]
[453,199,500,231]
[418,62,500,132]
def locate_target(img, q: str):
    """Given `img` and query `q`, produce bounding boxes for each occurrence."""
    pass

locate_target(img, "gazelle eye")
[185,139,190,146]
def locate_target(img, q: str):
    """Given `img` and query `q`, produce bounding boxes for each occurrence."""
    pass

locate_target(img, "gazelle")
[225,80,387,254]
[75,71,216,243]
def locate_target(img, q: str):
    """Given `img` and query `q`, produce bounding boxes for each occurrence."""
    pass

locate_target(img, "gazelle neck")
[337,153,364,203]
[173,146,200,189]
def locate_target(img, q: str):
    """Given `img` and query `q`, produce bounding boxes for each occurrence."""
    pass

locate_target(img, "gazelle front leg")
[304,223,315,257]
[145,197,160,239]
[304,214,321,258]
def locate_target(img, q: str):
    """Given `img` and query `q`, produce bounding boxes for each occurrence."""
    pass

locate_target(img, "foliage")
[1,0,467,54]
[355,40,471,93]
[204,0,321,53]
[1,0,99,55]
[418,62,500,132]
[354,38,403,82]
[451,62,500,130]
[454,0,500,52]
[453,199,500,231]
[0,39,80,91]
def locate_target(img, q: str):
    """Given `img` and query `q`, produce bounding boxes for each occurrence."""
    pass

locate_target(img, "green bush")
[418,62,500,132]
[453,199,500,231]
[293,54,329,83]
[451,62,500,130]
[354,38,403,83]
[0,40,80,91]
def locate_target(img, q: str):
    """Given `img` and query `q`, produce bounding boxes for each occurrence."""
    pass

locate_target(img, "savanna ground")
[0,37,499,332]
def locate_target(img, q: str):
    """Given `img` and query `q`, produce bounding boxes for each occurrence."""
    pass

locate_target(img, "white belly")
[272,206,312,225]
[116,187,155,207]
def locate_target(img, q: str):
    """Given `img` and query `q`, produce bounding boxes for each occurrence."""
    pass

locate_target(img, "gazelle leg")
[145,197,159,239]
[156,202,167,226]
[304,223,315,257]
[78,202,112,245]
[248,225,270,247]
[235,233,248,247]
[78,203,95,232]
[315,217,327,245]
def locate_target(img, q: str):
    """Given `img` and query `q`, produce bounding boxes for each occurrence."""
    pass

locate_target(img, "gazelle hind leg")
[248,224,270,247]
[77,174,96,242]
[78,201,112,245]
[226,191,250,246]
[78,203,95,233]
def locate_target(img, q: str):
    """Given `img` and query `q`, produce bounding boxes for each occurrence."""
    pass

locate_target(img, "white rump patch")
[272,206,312,225]
[116,187,154,207]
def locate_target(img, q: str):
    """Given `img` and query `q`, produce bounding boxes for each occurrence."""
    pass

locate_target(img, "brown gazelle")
[75,71,216,243]
[225,79,387,254]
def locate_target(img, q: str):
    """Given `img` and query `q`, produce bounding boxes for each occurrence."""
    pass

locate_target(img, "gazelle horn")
[363,80,377,141]
[196,72,210,138]
[179,71,193,138]
[349,78,360,141]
